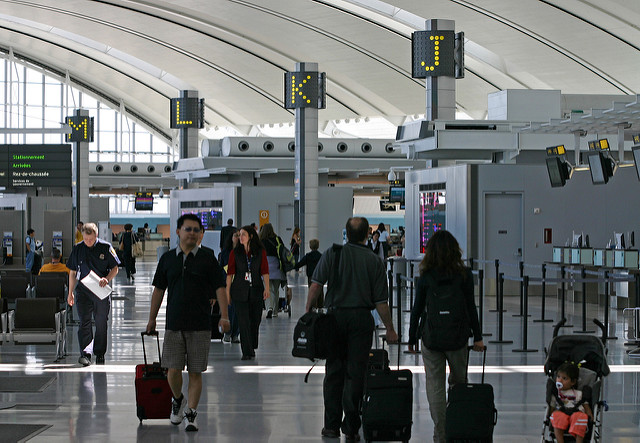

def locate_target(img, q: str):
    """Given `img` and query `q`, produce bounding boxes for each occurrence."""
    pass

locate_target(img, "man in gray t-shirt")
[306,217,398,441]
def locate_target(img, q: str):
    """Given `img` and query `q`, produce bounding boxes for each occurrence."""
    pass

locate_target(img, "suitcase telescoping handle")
[466,345,488,383]
[381,336,401,370]
[141,331,162,367]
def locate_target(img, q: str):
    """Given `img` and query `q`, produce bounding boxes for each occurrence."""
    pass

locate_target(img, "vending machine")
[2,231,13,265]
[52,231,63,256]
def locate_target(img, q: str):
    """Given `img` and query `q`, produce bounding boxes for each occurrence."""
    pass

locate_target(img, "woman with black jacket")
[225,226,269,360]
[407,230,484,443]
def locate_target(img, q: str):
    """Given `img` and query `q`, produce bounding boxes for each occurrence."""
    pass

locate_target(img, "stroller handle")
[593,318,606,338]
[553,318,566,338]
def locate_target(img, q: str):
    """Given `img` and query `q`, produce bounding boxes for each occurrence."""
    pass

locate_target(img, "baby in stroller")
[549,361,593,443]
[541,319,610,443]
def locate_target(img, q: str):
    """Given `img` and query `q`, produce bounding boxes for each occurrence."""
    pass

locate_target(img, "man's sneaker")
[231,335,240,343]
[78,355,91,367]
[183,408,198,432]
[95,355,105,365]
[170,395,185,425]
[266,308,273,319]
[223,334,231,343]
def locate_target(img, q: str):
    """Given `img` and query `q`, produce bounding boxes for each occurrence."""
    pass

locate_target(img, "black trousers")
[234,293,263,357]
[323,309,374,435]
[76,290,111,357]
[123,250,135,278]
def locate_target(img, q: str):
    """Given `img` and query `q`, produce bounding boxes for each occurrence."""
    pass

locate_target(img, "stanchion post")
[558,265,573,327]
[387,269,394,313]
[574,266,595,334]
[534,263,553,323]
[478,269,491,337]
[490,272,512,344]
[514,276,537,352]
[395,272,403,345]
[469,257,475,271]
[408,262,415,312]
[490,259,504,312]
[602,270,617,340]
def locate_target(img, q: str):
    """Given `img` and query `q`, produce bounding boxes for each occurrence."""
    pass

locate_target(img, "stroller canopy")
[544,334,610,378]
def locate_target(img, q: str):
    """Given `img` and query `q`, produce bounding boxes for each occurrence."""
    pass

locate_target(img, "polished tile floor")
[1,260,639,442]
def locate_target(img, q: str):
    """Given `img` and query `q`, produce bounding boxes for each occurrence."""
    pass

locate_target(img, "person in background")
[367,230,385,262]
[377,222,390,258]
[39,247,69,274]
[147,213,229,432]
[290,227,301,263]
[218,229,240,343]
[225,225,269,360]
[75,221,84,245]
[258,223,285,319]
[25,228,36,272]
[67,222,120,366]
[306,217,398,441]
[119,223,137,281]
[220,218,236,252]
[294,238,323,308]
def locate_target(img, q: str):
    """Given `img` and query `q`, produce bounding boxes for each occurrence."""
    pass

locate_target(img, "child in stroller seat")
[549,361,593,443]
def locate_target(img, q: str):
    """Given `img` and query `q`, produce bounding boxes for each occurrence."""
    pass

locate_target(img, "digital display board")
[389,186,405,203]
[412,30,455,78]
[135,192,154,210]
[0,144,71,188]
[284,71,326,109]
[65,116,94,142]
[170,98,205,129]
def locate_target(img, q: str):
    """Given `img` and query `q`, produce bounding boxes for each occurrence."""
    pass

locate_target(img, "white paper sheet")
[80,270,113,300]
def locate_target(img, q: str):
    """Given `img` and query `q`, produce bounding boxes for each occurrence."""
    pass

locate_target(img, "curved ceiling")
[1,0,639,138]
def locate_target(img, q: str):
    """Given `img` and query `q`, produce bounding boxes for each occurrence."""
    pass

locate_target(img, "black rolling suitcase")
[362,340,413,443]
[445,346,497,443]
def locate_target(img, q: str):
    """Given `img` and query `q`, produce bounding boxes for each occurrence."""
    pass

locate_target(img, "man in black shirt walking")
[146,213,230,432]
[306,217,398,442]
[67,222,120,366]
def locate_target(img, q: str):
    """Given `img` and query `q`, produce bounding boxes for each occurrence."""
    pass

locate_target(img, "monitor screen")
[135,192,153,210]
[633,146,640,181]
[546,157,568,187]
[388,186,405,203]
[588,151,613,185]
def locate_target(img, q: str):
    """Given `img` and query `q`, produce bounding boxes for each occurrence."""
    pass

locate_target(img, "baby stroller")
[541,318,610,442]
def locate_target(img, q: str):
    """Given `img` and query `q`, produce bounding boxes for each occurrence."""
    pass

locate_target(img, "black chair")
[34,273,68,355]
[0,269,33,286]
[0,275,32,308]
[9,297,64,361]
[0,298,8,344]
[34,274,67,306]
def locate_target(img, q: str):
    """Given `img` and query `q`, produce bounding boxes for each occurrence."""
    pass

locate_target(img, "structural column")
[71,109,90,223]
[424,19,457,121]
[286,62,325,256]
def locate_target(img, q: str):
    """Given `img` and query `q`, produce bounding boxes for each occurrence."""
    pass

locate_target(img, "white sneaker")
[170,395,185,425]
[184,408,198,432]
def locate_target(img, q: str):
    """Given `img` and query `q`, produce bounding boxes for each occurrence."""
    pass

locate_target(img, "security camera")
[158,189,164,198]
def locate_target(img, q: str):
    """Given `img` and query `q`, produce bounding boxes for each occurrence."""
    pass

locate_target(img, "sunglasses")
[182,226,202,233]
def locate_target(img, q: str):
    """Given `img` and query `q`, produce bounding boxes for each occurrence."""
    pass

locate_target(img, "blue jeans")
[25,251,34,271]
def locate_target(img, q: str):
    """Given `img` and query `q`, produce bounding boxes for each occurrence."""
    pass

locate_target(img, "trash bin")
[157,246,169,261]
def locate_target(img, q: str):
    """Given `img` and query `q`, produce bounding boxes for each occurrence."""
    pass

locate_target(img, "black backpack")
[421,273,470,351]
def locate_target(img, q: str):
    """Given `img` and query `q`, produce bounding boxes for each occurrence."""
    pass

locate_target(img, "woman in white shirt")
[377,222,390,258]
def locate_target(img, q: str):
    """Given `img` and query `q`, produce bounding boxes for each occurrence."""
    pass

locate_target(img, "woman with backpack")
[258,223,285,318]
[407,230,484,443]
